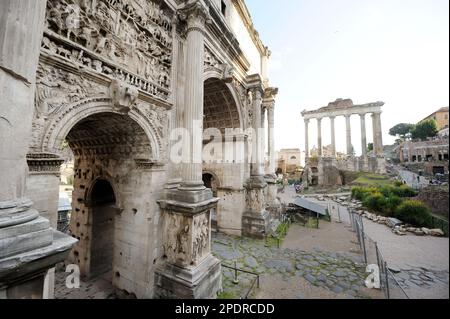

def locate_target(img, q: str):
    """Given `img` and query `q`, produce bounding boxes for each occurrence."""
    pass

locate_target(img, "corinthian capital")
[179,0,211,33]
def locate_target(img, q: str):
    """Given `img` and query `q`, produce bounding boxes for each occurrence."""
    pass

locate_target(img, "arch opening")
[89,179,117,279]
[202,78,247,236]
[64,112,153,282]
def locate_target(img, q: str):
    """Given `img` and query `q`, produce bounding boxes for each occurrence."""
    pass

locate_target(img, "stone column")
[242,86,268,239]
[267,103,276,175]
[345,115,352,156]
[360,114,367,157]
[264,100,280,217]
[304,119,310,158]
[156,0,221,299]
[372,112,383,156]
[261,104,267,174]
[165,18,184,190]
[179,1,208,191]
[317,118,323,157]
[251,89,264,177]
[0,0,76,299]
[330,116,336,157]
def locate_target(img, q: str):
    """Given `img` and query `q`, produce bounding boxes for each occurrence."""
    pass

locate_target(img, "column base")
[154,254,222,299]
[0,230,77,297]
[242,210,270,239]
[265,175,282,219]
[243,175,269,239]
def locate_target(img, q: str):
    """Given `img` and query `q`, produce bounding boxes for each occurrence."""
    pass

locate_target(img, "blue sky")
[246,0,449,157]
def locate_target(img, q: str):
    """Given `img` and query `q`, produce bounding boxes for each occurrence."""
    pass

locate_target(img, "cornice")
[231,0,271,57]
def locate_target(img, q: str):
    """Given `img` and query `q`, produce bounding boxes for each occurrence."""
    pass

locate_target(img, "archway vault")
[40,97,163,161]
[203,77,244,133]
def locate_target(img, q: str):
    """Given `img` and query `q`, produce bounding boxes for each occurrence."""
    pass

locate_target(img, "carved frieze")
[35,63,108,119]
[43,0,174,101]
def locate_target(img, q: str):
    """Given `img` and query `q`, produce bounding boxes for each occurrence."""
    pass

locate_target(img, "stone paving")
[54,270,117,299]
[212,232,381,299]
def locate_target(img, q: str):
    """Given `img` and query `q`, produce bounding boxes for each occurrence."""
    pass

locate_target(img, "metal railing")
[430,215,449,237]
[222,261,260,299]
[348,209,410,299]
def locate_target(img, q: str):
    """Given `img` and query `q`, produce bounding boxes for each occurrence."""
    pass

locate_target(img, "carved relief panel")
[43,0,174,101]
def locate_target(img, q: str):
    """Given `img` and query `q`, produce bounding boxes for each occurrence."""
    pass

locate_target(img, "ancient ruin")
[1,0,279,299]
[302,99,386,187]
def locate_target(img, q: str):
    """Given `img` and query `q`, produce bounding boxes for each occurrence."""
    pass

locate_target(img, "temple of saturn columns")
[301,99,386,187]
[1,0,279,299]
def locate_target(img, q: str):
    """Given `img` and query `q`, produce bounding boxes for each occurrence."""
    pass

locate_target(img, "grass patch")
[266,221,291,247]
[351,172,393,187]
[218,291,236,299]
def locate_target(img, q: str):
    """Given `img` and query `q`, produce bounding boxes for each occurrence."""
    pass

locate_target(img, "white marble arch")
[40,97,162,161]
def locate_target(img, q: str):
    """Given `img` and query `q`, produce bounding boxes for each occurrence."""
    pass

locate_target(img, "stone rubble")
[308,194,446,238]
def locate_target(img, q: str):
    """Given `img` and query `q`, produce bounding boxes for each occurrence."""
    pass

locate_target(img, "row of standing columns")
[304,112,383,158]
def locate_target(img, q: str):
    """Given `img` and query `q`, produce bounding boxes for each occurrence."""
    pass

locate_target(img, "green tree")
[389,123,414,140]
[411,119,438,140]
[367,143,374,152]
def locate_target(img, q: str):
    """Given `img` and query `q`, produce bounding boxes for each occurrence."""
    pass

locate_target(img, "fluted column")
[372,112,383,156]
[360,114,367,157]
[179,2,208,191]
[0,0,47,225]
[1,0,77,299]
[267,104,276,175]
[251,90,264,176]
[330,116,336,157]
[317,118,323,157]
[261,105,267,174]
[345,115,352,156]
[304,119,310,158]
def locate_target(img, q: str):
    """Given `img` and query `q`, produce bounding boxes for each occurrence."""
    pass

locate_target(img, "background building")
[277,149,302,175]
[420,107,449,130]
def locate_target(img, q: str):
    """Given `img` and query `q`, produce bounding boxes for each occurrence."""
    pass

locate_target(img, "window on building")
[221,1,227,16]
[412,155,417,162]
[290,156,297,160]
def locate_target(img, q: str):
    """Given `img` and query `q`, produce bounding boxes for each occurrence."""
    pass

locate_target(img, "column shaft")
[268,105,276,175]
[345,115,352,156]
[360,114,367,157]
[180,12,206,189]
[372,112,383,156]
[0,0,47,221]
[330,116,336,157]
[251,91,264,176]
[317,118,322,157]
[304,120,310,158]
[261,106,267,174]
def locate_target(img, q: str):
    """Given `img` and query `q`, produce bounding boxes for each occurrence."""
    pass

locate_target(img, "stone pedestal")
[0,0,77,299]
[265,175,281,219]
[155,189,221,299]
[242,176,269,239]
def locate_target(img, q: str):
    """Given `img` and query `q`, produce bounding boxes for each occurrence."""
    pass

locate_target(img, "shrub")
[351,187,366,200]
[352,186,379,201]
[394,200,432,227]
[379,185,395,197]
[394,185,417,198]
[393,180,404,187]
[385,195,403,215]
[363,192,387,212]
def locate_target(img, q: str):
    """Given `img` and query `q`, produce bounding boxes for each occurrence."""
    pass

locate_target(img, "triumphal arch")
[0,0,278,299]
